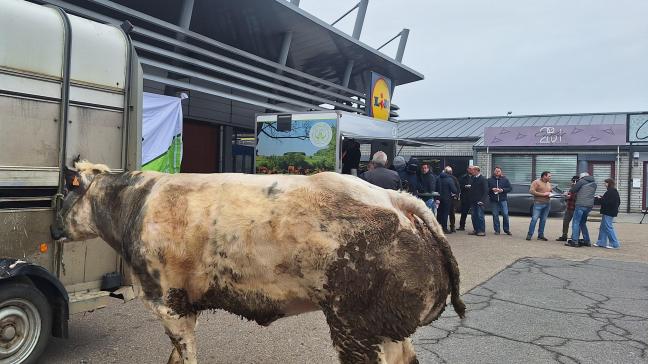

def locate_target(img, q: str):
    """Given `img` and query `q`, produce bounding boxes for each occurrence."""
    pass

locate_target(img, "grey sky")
[300,0,648,119]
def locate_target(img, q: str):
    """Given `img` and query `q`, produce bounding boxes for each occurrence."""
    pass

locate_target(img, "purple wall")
[484,124,626,147]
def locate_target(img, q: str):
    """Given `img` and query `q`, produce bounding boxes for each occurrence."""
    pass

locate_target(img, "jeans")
[471,202,485,233]
[437,199,452,231]
[561,209,574,238]
[425,198,437,215]
[491,200,510,233]
[527,202,551,237]
[571,206,592,242]
[597,214,620,248]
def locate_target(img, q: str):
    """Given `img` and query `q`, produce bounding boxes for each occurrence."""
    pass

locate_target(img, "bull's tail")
[390,192,466,319]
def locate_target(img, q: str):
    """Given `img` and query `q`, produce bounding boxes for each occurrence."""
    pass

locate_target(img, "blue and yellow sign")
[368,72,392,121]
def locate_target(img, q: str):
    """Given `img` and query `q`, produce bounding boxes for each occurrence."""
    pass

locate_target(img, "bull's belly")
[192,282,320,326]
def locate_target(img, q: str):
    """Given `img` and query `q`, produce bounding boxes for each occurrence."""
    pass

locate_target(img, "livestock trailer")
[0,0,142,362]
[254,111,403,175]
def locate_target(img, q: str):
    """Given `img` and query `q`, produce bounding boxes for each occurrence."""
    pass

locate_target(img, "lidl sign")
[368,72,392,121]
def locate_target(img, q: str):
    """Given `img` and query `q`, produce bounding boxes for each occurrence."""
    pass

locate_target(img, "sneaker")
[451,228,457,233]
[505,231,512,236]
[526,235,532,241]
[604,246,619,250]
[476,232,486,236]
[494,231,500,235]
[579,241,591,247]
[537,236,548,241]
[592,242,605,248]
[468,231,478,235]
[556,236,568,242]
[457,227,466,231]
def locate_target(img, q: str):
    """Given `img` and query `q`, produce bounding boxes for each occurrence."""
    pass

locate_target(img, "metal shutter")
[493,155,533,184]
[536,155,577,191]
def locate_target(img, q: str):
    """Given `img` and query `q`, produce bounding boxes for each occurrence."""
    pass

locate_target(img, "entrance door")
[588,161,615,197]
[182,120,221,173]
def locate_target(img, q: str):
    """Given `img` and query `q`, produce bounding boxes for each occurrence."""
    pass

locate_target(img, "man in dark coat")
[360,151,401,190]
[445,166,461,232]
[457,166,474,231]
[341,140,361,175]
[419,162,437,214]
[436,168,458,233]
[487,166,513,235]
[468,166,489,236]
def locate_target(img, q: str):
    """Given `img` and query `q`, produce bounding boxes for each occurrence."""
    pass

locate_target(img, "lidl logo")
[368,72,392,121]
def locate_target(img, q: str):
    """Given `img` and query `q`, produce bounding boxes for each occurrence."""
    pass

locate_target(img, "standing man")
[527,171,553,241]
[488,166,512,235]
[436,166,458,233]
[457,166,474,231]
[566,172,597,247]
[419,162,438,215]
[446,166,461,233]
[468,166,488,236]
[360,151,401,190]
[556,175,580,241]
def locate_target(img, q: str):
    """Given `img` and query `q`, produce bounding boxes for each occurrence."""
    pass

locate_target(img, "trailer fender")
[0,258,69,338]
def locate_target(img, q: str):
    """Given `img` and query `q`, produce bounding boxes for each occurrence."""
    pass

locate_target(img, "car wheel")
[0,282,52,364]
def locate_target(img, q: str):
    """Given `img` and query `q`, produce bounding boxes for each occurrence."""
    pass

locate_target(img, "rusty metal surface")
[0,209,54,272]
[0,95,60,167]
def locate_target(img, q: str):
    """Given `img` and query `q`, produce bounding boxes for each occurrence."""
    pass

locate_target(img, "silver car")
[485,184,567,215]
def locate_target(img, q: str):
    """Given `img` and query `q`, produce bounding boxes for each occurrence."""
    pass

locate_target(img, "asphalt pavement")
[40,215,648,363]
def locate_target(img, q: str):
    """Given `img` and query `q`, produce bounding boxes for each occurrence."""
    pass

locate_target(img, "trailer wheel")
[0,282,52,364]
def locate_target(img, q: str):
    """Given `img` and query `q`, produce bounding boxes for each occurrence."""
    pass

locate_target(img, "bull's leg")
[144,300,198,364]
[378,338,418,364]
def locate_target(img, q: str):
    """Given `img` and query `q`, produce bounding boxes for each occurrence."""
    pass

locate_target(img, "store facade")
[398,112,648,213]
[32,0,422,174]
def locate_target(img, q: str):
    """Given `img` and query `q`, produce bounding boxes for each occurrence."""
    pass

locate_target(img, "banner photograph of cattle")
[51,161,465,364]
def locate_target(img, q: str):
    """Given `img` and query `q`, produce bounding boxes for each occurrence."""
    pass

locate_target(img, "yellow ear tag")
[72,176,80,187]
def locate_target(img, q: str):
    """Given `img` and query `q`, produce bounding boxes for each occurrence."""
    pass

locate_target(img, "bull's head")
[50,160,110,242]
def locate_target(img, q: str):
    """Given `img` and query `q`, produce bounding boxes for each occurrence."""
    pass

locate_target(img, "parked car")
[484,183,566,215]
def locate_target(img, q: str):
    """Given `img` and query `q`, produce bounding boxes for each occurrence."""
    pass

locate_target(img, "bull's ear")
[64,168,83,192]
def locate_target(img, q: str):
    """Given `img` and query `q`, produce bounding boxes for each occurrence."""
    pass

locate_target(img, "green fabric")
[142,134,182,173]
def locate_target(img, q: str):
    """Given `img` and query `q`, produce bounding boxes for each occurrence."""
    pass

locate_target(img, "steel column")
[395,28,409,62]
[352,0,369,39]
[342,60,354,88]
[277,31,293,66]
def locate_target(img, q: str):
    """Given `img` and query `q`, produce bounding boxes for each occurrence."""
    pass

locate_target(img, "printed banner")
[627,114,648,143]
[255,117,337,175]
[141,92,183,173]
[484,124,626,147]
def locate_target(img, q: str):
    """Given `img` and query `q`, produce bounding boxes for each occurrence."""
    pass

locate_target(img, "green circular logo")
[309,122,333,148]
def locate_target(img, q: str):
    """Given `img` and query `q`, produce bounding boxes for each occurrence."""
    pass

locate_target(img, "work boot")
[565,239,579,247]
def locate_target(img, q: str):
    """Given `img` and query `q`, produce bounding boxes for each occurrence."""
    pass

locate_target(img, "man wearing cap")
[566,172,597,247]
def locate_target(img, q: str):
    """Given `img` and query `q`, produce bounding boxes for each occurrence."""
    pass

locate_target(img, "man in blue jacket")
[487,166,512,235]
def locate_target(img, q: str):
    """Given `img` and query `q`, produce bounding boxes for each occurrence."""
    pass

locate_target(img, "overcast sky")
[299,0,648,120]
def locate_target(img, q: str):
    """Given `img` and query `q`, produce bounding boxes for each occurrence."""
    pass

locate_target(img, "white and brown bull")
[51,161,465,364]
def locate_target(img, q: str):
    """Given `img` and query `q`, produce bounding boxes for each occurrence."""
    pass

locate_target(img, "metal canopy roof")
[186,0,424,92]
[74,0,423,93]
[398,112,637,140]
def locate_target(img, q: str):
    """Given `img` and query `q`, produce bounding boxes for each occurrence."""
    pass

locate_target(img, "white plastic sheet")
[142,92,183,167]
